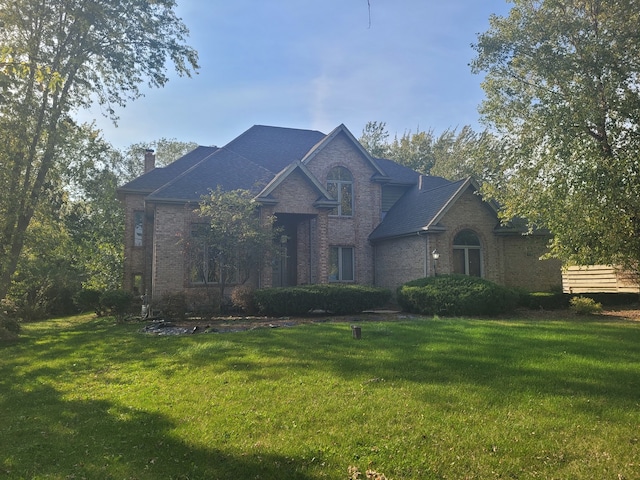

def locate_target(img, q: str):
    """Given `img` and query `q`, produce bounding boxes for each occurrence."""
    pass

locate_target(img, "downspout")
[308,217,312,284]
[425,234,429,278]
[417,231,429,278]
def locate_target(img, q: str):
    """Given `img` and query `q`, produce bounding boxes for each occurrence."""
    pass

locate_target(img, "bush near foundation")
[570,296,603,315]
[397,274,518,316]
[254,284,392,317]
[99,289,135,322]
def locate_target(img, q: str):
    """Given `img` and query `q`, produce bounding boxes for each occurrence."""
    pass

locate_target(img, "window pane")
[340,183,353,216]
[133,274,143,296]
[454,230,480,246]
[190,224,220,284]
[453,249,466,275]
[327,167,353,217]
[327,181,339,216]
[341,248,354,281]
[207,247,219,283]
[134,211,144,247]
[329,247,339,281]
[328,166,352,181]
[468,249,481,277]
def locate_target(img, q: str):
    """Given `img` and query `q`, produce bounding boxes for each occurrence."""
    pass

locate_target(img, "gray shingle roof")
[146,148,274,203]
[117,146,218,194]
[369,178,468,242]
[373,157,421,185]
[118,125,468,239]
[224,125,327,173]
[120,126,330,203]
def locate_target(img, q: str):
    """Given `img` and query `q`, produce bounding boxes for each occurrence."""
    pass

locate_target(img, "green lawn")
[1,313,639,479]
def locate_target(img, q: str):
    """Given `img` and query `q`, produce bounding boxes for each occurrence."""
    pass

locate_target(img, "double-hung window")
[327,167,353,216]
[329,246,354,282]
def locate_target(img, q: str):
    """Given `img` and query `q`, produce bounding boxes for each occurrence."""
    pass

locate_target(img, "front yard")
[1,309,639,479]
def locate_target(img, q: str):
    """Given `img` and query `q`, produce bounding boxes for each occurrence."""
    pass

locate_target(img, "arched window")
[453,229,482,277]
[327,166,353,216]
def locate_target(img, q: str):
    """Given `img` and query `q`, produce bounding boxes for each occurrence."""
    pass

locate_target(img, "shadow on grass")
[174,316,640,407]
[1,318,316,480]
[3,313,640,479]
[0,381,315,479]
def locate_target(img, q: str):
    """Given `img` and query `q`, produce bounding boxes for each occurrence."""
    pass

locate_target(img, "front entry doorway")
[272,213,317,287]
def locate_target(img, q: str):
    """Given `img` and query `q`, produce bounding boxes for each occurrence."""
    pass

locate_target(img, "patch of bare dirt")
[142,310,410,335]
[141,305,640,335]
[510,305,640,322]
[599,306,640,321]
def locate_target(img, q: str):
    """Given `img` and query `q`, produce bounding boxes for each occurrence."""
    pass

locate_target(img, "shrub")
[254,287,316,317]
[580,293,639,307]
[520,291,570,310]
[0,313,21,341]
[99,289,135,322]
[159,289,221,320]
[74,288,103,315]
[254,284,392,317]
[302,284,392,315]
[185,289,221,316]
[231,285,258,315]
[159,291,188,321]
[570,296,603,315]
[397,274,518,316]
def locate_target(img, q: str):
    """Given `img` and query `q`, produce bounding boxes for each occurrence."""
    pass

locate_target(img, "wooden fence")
[562,265,640,294]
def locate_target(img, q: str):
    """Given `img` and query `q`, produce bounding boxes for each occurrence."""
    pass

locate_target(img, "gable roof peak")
[301,123,387,177]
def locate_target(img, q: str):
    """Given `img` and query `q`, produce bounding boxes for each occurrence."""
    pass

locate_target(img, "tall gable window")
[453,229,482,277]
[327,166,353,217]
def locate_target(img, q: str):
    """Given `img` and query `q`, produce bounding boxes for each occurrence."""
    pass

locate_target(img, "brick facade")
[120,124,562,304]
[304,132,382,285]
[373,187,562,292]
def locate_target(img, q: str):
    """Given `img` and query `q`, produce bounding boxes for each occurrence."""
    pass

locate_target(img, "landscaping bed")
[141,304,640,335]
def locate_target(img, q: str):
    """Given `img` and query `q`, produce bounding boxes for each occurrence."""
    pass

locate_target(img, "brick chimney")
[144,149,156,173]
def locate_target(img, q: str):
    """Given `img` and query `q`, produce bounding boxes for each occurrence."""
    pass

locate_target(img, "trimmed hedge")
[254,284,392,317]
[397,274,518,316]
[519,291,570,310]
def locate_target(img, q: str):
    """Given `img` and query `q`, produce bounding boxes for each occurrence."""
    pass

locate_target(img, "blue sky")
[78,0,512,150]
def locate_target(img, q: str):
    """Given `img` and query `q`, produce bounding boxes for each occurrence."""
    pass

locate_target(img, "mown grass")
[1,313,639,479]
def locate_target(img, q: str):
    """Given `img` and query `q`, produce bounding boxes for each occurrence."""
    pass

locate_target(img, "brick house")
[117,124,561,302]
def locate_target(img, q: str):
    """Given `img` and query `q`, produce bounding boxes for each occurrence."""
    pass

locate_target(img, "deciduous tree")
[194,188,281,304]
[472,0,640,269]
[359,121,390,158]
[0,0,199,301]
[359,121,494,181]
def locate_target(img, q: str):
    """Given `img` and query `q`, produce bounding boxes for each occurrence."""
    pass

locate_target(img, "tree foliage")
[195,188,282,301]
[471,0,640,269]
[359,121,496,181]
[359,121,390,158]
[117,138,199,182]
[0,0,198,301]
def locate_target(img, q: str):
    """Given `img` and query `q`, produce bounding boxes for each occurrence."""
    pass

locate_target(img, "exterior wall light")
[432,249,440,276]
